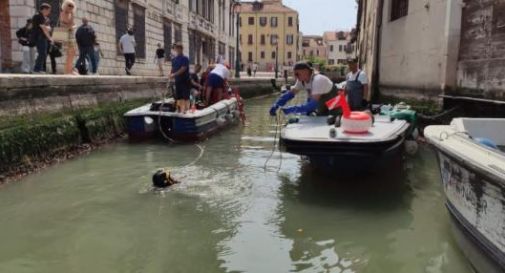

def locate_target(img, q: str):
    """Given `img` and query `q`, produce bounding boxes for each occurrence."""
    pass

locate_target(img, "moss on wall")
[0,99,149,174]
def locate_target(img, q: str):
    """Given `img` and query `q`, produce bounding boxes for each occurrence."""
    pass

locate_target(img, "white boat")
[280,104,417,173]
[424,118,505,273]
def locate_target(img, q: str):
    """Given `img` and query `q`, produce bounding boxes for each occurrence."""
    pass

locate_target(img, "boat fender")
[327,115,336,125]
[216,116,227,127]
[225,113,234,122]
[288,117,299,124]
[335,115,342,128]
[329,128,337,138]
[404,140,419,156]
[474,137,498,149]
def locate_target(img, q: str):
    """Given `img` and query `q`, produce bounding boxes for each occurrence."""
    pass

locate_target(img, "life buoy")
[326,90,372,134]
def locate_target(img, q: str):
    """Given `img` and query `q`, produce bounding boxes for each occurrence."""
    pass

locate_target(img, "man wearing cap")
[269,61,336,116]
[345,58,369,110]
[170,42,191,113]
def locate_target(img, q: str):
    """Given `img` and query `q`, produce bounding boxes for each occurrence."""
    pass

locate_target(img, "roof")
[240,1,298,14]
[323,31,351,41]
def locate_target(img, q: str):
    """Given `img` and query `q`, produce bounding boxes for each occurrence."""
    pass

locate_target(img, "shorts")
[157,58,164,66]
[207,73,225,89]
[175,82,191,100]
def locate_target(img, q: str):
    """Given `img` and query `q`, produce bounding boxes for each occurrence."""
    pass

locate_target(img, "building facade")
[0,0,239,75]
[323,31,354,65]
[355,0,505,102]
[239,0,300,72]
[301,35,326,61]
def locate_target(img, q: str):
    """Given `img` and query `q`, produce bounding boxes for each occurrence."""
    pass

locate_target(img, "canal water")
[0,96,474,273]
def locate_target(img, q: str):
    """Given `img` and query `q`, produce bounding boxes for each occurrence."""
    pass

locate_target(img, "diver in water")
[152,169,180,188]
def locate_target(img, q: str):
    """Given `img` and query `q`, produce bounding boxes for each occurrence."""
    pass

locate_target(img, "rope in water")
[159,81,205,168]
[264,112,283,173]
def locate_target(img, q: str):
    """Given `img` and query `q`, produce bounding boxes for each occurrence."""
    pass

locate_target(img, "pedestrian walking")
[58,0,76,74]
[154,43,165,76]
[119,28,136,75]
[46,42,63,74]
[74,17,97,75]
[31,3,53,73]
[170,42,191,113]
[93,42,104,73]
[16,19,36,73]
[252,62,258,77]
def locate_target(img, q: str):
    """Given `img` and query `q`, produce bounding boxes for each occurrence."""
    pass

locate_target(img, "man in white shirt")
[345,58,369,110]
[205,62,231,105]
[269,61,335,116]
[118,28,136,75]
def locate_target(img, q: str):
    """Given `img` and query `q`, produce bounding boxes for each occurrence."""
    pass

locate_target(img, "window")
[260,35,265,45]
[174,23,182,43]
[248,34,253,45]
[339,45,343,52]
[36,0,60,27]
[114,0,128,56]
[219,42,226,56]
[271,17,278,27]
[248,52,253,62]
[330,45,334,52]
[316,50,319,56]
[261,51,265,59]
[288,17,293,27]
[132,4,146,58]
[310,50,314,56]
[189,0,197,12]
[163,19,172,61]
[248,17,255,25]
[272,51,276,59]
[229,46,235,67]
[239,17,242,27]
[259,17,267,26]
[286,35,294,45]
[270,35,278,45]
[328,59,335,65]
[287,51,292,59]
[391,0,409,21]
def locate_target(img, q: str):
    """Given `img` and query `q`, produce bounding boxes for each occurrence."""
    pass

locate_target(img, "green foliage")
[0,99,149,173]
[304,56,327,71]
[380,95,441,115]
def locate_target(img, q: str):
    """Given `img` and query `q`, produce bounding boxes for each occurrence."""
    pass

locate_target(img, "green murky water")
[0,96,474,273]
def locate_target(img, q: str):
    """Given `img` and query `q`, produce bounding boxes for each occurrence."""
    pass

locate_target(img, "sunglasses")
[68,4,74,8]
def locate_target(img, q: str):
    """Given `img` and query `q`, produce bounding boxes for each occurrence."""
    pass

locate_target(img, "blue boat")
[124,97,242,142]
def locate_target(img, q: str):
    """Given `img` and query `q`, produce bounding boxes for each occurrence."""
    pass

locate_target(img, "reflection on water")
[0,96,473,273]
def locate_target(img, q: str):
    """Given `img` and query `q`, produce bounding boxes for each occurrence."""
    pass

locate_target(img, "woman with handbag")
[57,0,76,74]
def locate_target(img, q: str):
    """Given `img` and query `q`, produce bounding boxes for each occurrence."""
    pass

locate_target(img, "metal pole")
[234,4,241,79]
[275,44,278,79]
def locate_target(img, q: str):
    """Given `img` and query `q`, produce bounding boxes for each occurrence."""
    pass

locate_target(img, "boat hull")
[282,135,405,173]
[434,150,505,273]
[280,116,412,174]
[124,98,240,143]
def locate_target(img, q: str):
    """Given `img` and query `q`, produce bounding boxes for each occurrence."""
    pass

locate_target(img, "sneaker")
[125,68,131,75]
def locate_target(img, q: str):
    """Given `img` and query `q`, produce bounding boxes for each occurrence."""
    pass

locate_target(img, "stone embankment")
[0,75,281,183]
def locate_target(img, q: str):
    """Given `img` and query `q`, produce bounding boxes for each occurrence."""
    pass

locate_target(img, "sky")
[282,0,358,35]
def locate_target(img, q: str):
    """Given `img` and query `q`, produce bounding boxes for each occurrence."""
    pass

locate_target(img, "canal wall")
[0,75,280,117]
[0,75,280,182]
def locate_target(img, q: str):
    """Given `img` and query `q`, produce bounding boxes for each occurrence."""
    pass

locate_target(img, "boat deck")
[282,115,410,143]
